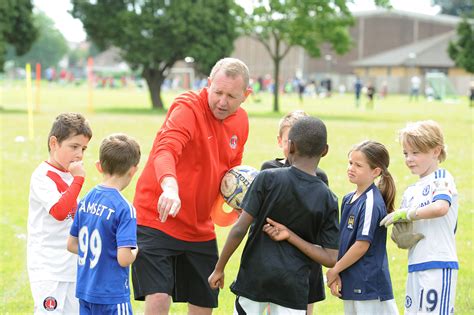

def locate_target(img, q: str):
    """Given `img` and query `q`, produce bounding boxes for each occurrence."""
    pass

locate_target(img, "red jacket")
[134,88,248,241]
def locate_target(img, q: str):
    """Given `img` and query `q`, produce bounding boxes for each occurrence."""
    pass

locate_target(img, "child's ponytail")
[378,168,396,213]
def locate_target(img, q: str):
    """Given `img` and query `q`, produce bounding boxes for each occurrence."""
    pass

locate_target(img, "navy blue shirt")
[230,167,339,310]
[338,184,394,301]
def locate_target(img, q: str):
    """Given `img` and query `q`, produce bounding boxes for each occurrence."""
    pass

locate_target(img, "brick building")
[230,9,472,94]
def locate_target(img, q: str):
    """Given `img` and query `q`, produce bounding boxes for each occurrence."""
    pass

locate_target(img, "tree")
[7,12,69,71]
[432,0,473,17]
[72,0,240,109]
[242,0,391,112]
[0,0,37,70]
[448,18,474,74]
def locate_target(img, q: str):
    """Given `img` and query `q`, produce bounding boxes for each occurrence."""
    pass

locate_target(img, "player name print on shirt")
[78,201,115,220]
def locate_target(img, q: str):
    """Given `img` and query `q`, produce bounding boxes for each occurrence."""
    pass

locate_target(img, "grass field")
[1,82,472,314]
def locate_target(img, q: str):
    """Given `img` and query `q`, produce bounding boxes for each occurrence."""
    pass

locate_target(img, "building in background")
[231,9,471,95]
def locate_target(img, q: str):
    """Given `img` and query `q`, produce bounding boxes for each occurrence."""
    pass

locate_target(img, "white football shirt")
[401,168,458,272]
[27,162,77,282]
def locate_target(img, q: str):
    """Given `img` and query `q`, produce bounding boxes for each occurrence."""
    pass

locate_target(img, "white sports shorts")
[405,268,457,315]
[343,299,399,315]
[30,280,78,314]
[234,296,306,315]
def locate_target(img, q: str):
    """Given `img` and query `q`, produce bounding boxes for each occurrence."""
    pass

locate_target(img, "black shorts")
[308,262,325,303]
[132,226,219,308]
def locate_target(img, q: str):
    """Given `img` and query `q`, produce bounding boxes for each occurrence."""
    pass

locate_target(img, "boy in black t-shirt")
[261,110,329,314]
[209,117,340,313]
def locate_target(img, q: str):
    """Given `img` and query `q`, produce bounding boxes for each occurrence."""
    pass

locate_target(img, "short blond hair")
[210,58,250,90]
[278,110,309,136]
[399,120,447,162]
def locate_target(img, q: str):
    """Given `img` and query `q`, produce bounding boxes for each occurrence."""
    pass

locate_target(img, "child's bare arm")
[208,211,254,289]
[410,199,450,219]
[117,247,138,267]
[67,236,79,254]
[263,217,338,267]
[381,199,450,227]
[326,240,369,286]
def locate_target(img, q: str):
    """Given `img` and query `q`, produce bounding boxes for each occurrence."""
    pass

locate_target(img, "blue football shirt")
[338,183,394,301]
[70,185,137,304]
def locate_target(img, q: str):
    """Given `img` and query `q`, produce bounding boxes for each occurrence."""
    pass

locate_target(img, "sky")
[34,0,441,43]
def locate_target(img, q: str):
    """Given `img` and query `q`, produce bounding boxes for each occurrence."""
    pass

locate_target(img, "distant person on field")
[326,78,332,97]
[209,117,339,314]
[326,140,399,314]
[251,77,262,103]
[68,133,140,314]
[380,81,388,99]
[366,82,375,110]
[27,113,92,314]
[425,84,435,102]
[354,77,363,107]
[410,75,421,101]
[260,110,329,314]
[46,67,54,82]
[131,58,251,314]
[381,120,459,315]
[297,78,306,103]
[469,80,474,107]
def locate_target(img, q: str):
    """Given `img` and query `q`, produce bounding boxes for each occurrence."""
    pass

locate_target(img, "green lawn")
[1,83,472,314]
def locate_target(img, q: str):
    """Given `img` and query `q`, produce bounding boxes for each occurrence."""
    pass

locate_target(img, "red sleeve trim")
[49,176,84,221]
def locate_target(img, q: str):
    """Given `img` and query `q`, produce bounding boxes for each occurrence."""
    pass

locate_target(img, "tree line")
[2,0,473,112]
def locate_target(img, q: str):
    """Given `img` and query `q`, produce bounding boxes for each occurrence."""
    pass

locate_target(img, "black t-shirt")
[261,158,329,186]
[230,167,339,310]
[260,158,330,303]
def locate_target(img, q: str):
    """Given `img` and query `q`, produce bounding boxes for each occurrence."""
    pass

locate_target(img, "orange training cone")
[210,194,240,227]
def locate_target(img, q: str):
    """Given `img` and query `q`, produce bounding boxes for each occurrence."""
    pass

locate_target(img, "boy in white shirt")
[27,113,92,314]
[381,120,458,314]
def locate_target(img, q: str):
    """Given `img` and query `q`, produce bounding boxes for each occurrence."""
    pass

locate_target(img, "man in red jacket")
[132,58,252,314]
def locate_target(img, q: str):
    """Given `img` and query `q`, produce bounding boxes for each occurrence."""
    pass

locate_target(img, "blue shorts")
[79,299,133,315]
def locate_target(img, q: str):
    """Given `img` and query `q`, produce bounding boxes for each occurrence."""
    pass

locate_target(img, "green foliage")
[6,12,69,70]
[432,0,474,17]
[245,1,353,59]
[448,18,474,74]
[0,0,37,70]
[71,0,240,109]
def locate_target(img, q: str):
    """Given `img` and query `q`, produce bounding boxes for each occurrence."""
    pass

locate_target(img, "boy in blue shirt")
[67,133,140,314]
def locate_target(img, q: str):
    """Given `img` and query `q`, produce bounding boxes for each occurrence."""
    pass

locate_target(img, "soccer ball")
[220,165,259,209]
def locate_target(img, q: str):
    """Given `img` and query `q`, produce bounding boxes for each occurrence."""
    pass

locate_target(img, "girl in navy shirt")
[326,140,398,314]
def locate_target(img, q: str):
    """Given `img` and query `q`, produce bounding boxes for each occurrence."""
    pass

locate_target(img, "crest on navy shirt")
[229,135,238,149]
[347,215,355,229]
[422,184,430,196]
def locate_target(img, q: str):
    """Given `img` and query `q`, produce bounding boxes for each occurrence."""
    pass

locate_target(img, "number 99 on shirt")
[78,226,102,269]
